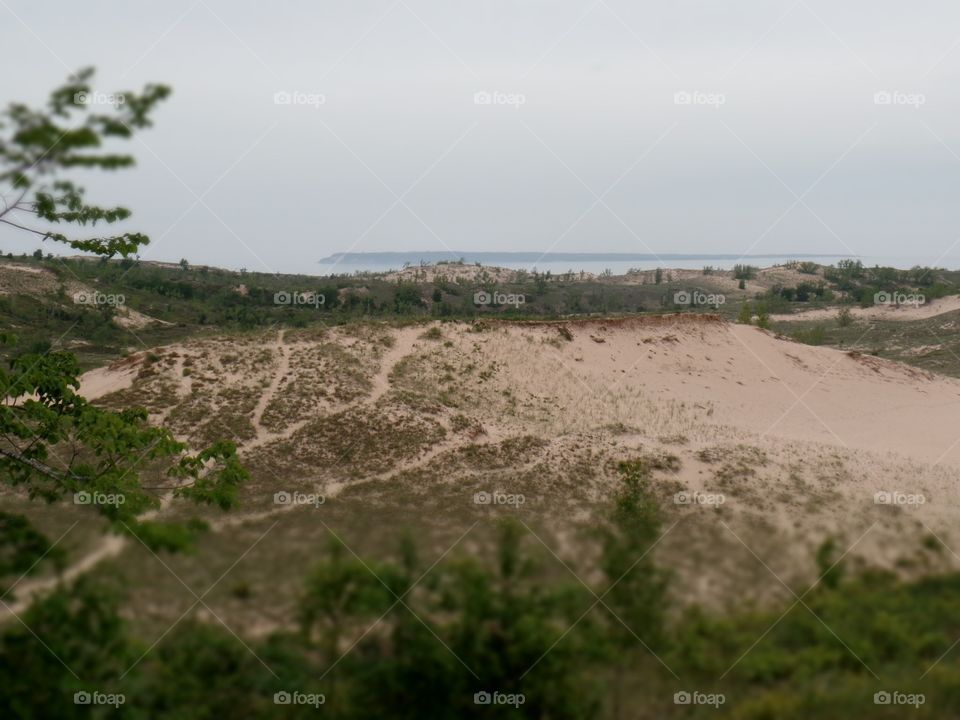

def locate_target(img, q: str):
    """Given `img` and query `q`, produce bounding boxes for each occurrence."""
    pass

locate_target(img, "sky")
[2,0,960,274]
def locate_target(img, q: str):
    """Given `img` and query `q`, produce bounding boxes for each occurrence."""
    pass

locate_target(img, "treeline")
[759,260,953,311]
[3,257,667,336]
[823,260,953,306]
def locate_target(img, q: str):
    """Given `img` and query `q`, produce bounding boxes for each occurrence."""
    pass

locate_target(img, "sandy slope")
[454,316,959,467]
[26,314,959,619]
[75,315,960,468]
[78,362,138,400]
[771,295,960,323]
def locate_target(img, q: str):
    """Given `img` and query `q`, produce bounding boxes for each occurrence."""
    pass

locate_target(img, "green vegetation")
[732,264,757,280]
[0,70,248,579]
[4,464,960,717]
[0,68,170,256]
[792,324,826,345]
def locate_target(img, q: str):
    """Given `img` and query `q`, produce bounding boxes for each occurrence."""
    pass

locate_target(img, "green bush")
[793,325,826,345]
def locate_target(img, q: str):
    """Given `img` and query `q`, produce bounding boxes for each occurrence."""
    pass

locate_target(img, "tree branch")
[0,218,50,238]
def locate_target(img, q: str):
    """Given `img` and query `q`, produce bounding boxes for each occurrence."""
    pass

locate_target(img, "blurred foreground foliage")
[3,466,960,718]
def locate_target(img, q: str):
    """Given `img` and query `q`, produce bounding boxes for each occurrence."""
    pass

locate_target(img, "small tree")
[599,461,668,716]
[755,302,770,329]
[0,70,246,567]
[0,67,170,256]
[837,307,853,327]
[737,302,753,324]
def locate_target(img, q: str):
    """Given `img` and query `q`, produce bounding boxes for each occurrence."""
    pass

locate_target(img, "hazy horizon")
[3,1,960,275]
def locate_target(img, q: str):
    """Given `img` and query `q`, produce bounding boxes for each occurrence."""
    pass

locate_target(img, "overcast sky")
[2,0,960,273]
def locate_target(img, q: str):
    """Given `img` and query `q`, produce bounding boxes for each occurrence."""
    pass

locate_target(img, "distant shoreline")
[319,251,847,265]
[317,251,855,276]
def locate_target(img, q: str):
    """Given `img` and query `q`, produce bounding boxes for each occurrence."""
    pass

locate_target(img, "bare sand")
[54,314,960,615]
[771,295,960,323]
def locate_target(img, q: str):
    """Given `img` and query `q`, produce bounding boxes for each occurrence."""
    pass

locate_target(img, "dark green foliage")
[5,488,960,717]
[393,284,423,312]
[792,324,826,345]
[0,511,66,596]
[837,307,853,327]
[0,578,131,719]
[127,621,269,720]
[755,302,770,329]
[0,335,247,551]
[0,70,246,559]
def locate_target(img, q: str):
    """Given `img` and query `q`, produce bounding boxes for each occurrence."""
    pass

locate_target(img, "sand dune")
[28,314,957,616]
[78,315,960,468]
[453,316,959,468]
[771,295,960,323]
